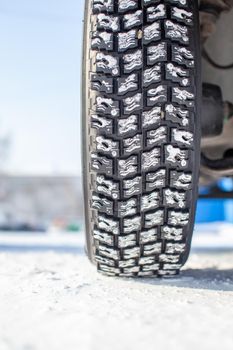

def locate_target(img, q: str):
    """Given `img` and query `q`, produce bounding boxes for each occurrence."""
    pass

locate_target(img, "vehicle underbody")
[200,0,233,184]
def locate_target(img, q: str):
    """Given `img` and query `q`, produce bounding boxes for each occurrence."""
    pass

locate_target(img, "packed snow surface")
[0,229,233,350]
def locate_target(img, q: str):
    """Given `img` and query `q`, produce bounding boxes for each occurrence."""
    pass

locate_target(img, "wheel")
[82,0,201,277]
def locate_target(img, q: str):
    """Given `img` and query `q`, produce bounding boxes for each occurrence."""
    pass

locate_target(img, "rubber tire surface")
[82,0,201,277]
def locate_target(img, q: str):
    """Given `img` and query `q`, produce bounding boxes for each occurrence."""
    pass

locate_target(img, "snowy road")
[0,232,233,350]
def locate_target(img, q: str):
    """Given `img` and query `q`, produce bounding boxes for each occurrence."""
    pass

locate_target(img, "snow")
[193,223,233,249]
[0,228,233,350]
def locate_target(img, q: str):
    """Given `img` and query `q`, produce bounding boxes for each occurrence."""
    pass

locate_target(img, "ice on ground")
[0,228,233,350]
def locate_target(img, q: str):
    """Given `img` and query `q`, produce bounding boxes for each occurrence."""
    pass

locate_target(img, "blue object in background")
[196,199,226,223]
[224,200,233,224]
[196,178,233,223]
[218,178,233,192]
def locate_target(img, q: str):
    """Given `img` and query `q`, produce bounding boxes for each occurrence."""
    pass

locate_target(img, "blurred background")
[0,0,84,235]
[0,0,233,245]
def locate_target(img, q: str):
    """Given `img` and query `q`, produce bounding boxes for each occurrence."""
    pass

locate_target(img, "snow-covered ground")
[0,226,233,350]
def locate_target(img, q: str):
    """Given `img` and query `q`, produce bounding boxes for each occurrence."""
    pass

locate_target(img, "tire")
[82,0,201,277]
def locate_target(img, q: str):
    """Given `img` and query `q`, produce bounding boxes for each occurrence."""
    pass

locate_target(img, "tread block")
[96,13,120,32]
[143,242,162,255]
[98,245,120,260]
[91,74,113,93]
[165,104,190,126]
[118,234,137,248]
[123,176,142,197]
[170,171,192,190]
[99,265,120,275]
[95,135,119,157]
[146,4,166,22]
[171,128,194,147]
[139,256,155,265]
[118,259,136,268]
[141,191,160,211]
[147,85,167,105]
[94,175,120,199]
[123,10,143,30]
[117,198,137,217]
[146,126,167,146]
[95,255,115,266]
[172,87,194,107]
[123,216,141,233]
[171,7,193,26]
[96,52,119,76]
[91,114,113,134]
[93,229,114,245]
[118,73,138,95]
[118,30,138,52]
[92,194,113,215]
[163,188,186,209]
[167,0,188,7]
[144,209,164,228]
[119,272,135,277]
[165,63,190,86]
[91,154,113,175]
[144,0,161,5]
[140,228,158,244]
[123,247,140,259]
[147,42,167,65]
[91,31,114,51]
[164,145,189,168]
[119,0,138,12]
[165,243,186,254]
[163,263,182,270]
[92,0,114,13]
[141,263,160,272]
[146,169,166,190]
[143,22,161,44]
[159,254,180,263]
[123,93,142,114]
[165,20,189,44]
[95,96,120,117]
[118,115,138,135]
[123,50,143,73]
[168,210,190,226]
[161,226,183,241]
[123,134,142,155]
[97,215,119,234]
[123,266,140,274]
[142,106,162,128]
[118,156,138,177]
[143,65,161,86]
[138,271,154,276]
[142,148,160,171]
[172,45,194,67]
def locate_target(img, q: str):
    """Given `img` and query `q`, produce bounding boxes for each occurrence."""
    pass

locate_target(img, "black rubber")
[82,0,201,277]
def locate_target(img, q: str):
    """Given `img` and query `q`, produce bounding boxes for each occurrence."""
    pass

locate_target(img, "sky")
[0,0,85,175]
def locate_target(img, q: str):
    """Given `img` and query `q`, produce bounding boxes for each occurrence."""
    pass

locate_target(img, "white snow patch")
[0,228,233,350]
